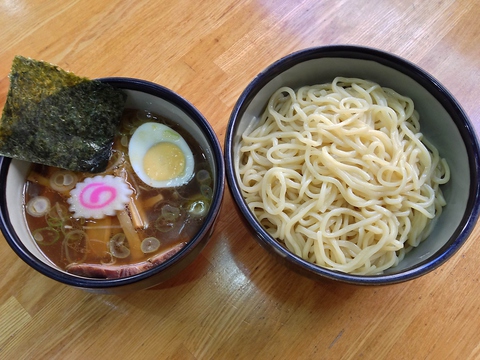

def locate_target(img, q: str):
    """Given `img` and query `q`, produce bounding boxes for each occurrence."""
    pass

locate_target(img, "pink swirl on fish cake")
[68,175,133,219]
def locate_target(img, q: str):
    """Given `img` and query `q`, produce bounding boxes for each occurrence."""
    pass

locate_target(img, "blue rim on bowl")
[0,77,225,292]
[224,45,480,285]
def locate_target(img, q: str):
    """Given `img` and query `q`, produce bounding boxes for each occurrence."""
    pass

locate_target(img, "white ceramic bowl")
[0,78,225,294]
[225,45,480,285]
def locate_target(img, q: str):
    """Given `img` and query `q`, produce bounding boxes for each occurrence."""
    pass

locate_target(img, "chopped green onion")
[187,199,209,217]
[141,237,161,253]
[108,233,130,259]
[161,204,180,222]
[50,170,78,192]
[46,203,69,228]
[200,185,213,199]
[32,227,59,245]
[64,230,88,263]
[196,169,211,185]
[26,196,51,217]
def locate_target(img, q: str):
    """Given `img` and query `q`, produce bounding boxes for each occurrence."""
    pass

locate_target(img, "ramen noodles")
[236,77,450,275]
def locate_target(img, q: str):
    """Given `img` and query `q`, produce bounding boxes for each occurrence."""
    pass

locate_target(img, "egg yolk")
[143,142,185,181]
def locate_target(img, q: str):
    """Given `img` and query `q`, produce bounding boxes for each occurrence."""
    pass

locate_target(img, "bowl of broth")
[0,77,225,294]
[225,45,480,285]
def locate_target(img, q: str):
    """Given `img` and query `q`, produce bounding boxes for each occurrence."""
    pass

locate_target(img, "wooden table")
[1,1,479,359]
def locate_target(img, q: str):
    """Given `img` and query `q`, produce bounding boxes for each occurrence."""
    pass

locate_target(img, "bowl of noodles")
[0,78,225,294]
[225,45,480,285]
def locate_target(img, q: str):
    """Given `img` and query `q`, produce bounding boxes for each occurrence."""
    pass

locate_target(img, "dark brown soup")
[23,109,213,278]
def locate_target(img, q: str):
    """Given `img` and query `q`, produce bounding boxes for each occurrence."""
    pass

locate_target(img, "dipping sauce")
[23,109,214,278]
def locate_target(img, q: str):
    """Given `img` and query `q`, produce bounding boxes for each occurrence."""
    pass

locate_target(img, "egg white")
[128,122,194,188]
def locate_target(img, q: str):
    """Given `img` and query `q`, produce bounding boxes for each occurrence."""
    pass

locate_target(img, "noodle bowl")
[236,77,450,275]
[0,78,225,293]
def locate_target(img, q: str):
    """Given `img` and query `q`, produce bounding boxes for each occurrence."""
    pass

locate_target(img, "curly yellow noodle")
[237,77,450,274]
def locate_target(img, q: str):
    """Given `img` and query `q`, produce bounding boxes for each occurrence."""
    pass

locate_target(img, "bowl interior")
[228,49,479,279]
[3,82,223,284]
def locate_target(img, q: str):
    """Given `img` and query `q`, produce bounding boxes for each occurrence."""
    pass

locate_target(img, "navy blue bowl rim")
[224,44,480,285]
[0,77,225,289]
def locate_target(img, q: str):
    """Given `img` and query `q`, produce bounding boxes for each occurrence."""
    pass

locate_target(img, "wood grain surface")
[1,1,480,359]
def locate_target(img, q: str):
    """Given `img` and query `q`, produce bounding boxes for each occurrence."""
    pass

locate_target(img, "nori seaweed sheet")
[0,56,126,173]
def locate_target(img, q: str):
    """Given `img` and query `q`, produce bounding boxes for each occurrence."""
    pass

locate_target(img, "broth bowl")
[225,45,480,285]
[0,78,225,294]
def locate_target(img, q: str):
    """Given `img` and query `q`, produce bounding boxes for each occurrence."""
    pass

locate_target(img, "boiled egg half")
[129,122,194,188]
